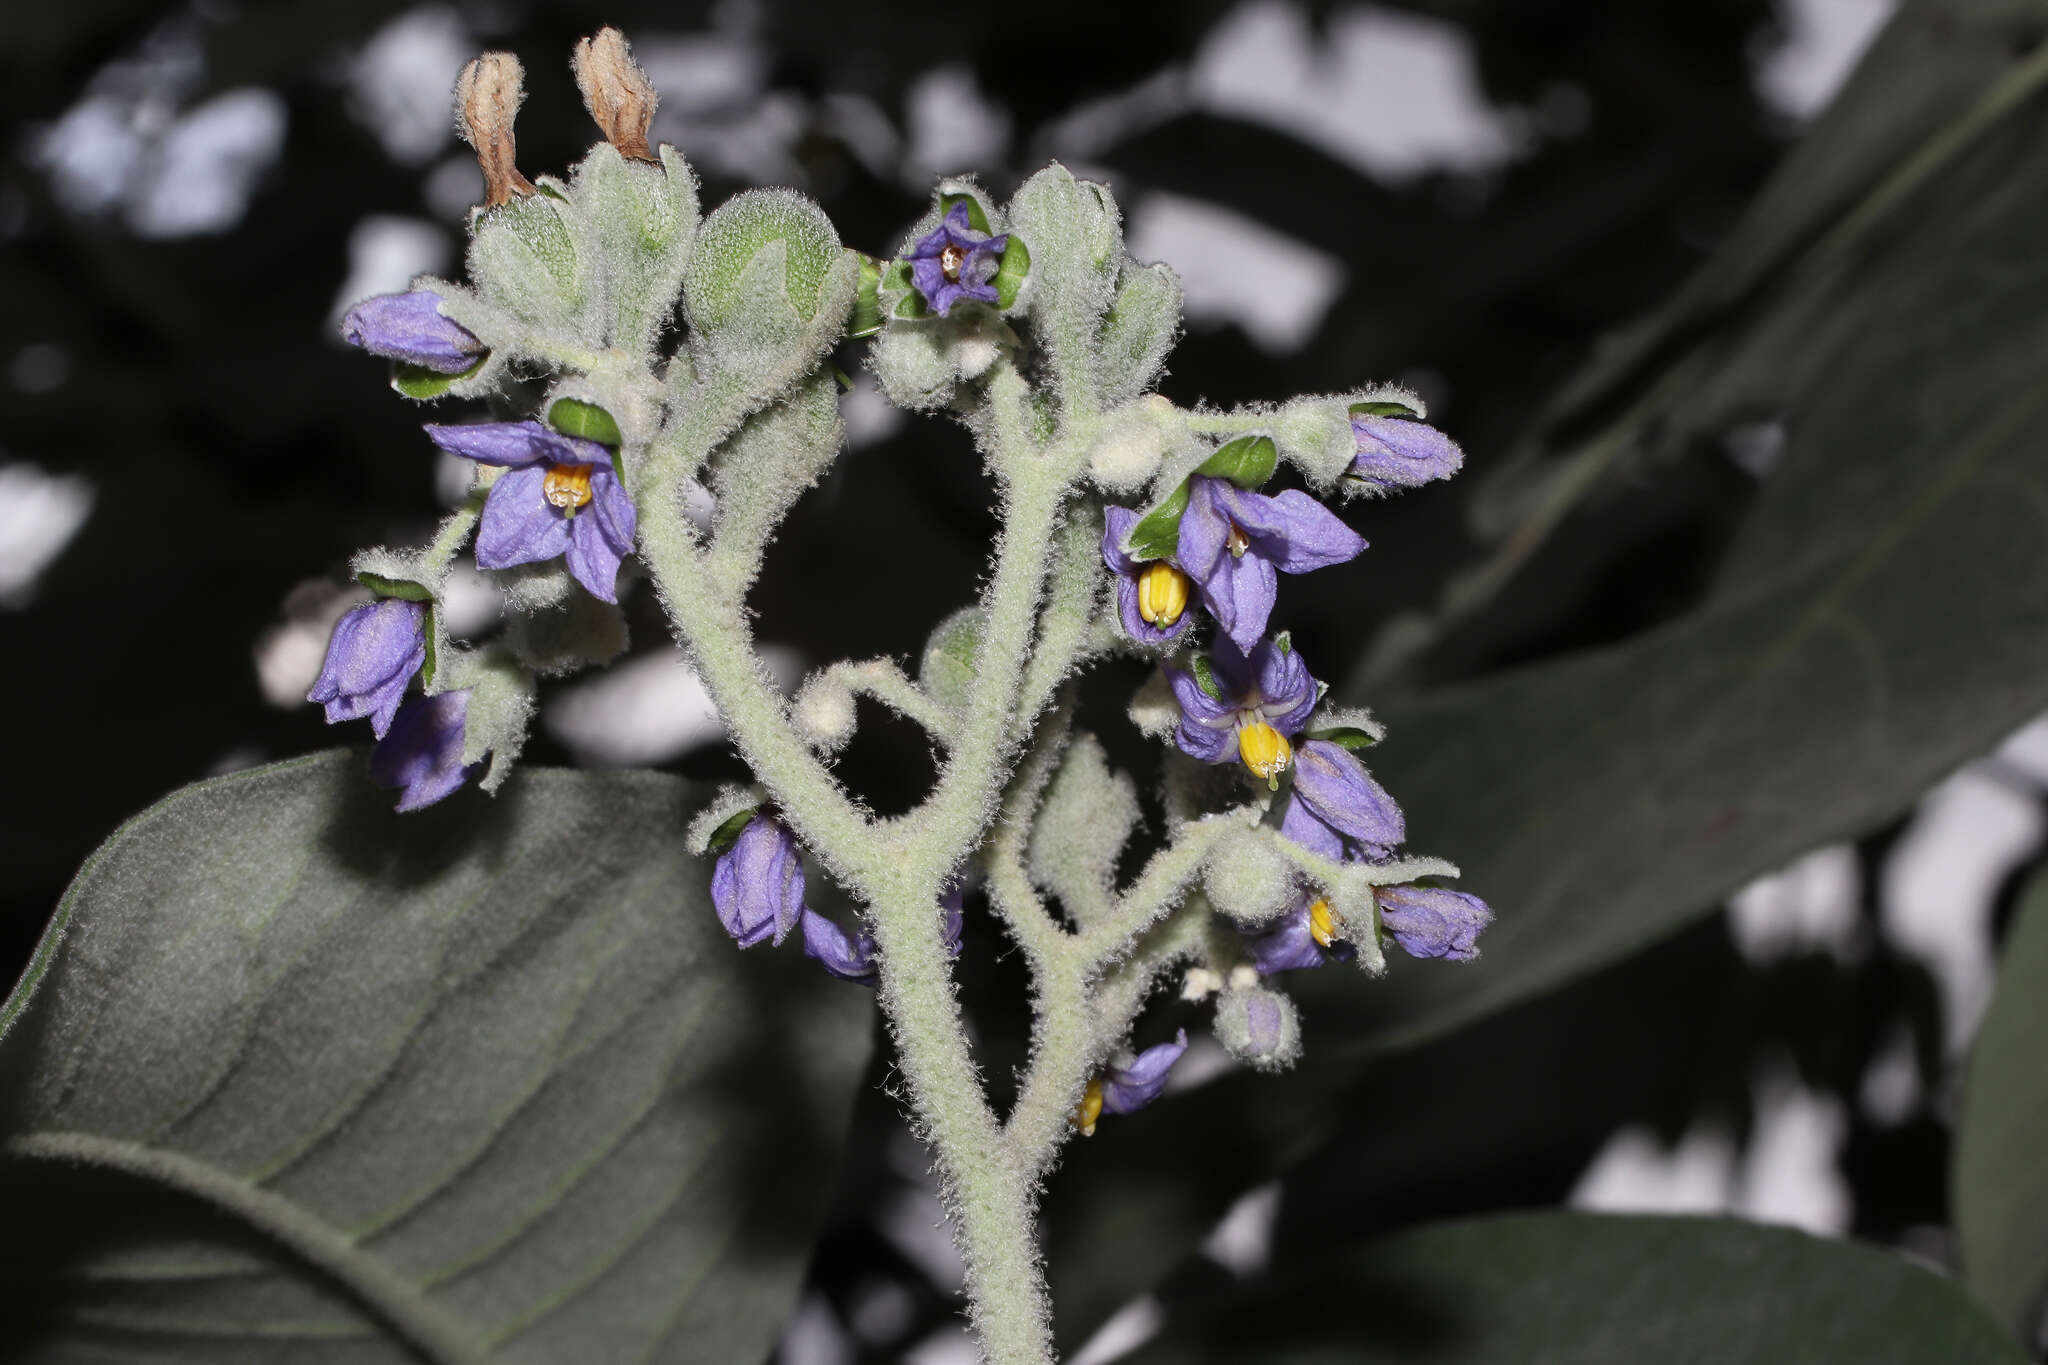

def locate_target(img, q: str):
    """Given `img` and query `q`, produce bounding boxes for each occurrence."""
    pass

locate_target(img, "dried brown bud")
[571,27,659,163]
[455,51,537,209]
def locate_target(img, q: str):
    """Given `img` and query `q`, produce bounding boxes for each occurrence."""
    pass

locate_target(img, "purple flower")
[425,421,638,602]
[341,291,485,374]
[903,202,1008,317]
[369,689,482,811]
[1376,883,1491,961]
[712,815,807,949]
[1103,1029,1189,1114]
[1174,475,1364,655]
[1350,414,1463,489]
[1286,740,1405,859]
[800,882,965,984]
[1165,635,1320,781]
[1102,506,1196,646]
[307,598,427,738]
[1244,895,1353,974]
[1074,1029,1190,1134]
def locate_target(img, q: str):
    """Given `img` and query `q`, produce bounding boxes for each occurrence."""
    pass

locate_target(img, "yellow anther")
[1308,898,1341,949]
[543,463,596,516]
[1237,721,1292,785]
[1136,561,1191,627]
[1070,1078,1104,1137]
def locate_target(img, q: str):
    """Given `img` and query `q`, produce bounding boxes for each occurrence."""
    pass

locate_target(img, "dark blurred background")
[6,2,2039,1361]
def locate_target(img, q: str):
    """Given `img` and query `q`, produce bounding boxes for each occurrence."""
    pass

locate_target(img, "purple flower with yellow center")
[1165,635,1319,785]
[801,881,965,983]
[1175,475,1364,655]
[1350,413,1463,489]
[1102,505,1196,646]
[1375,883,1491,961]
[712,814,808,950]
[370,689,482,811]
[307,598,427,738]
[1243,894,1353,975]
[341,291,486,374]
[1070,1029,1189,1136]
[424,421,637,603]
[1285,739,1405,861]
[904,202,1008,317]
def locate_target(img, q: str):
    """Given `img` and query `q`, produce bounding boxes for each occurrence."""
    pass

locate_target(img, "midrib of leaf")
[4,1130,492,1365]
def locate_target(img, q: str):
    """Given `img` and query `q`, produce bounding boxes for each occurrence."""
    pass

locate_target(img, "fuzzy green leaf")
[0,754,871,1365]
[1122,479,1191,563]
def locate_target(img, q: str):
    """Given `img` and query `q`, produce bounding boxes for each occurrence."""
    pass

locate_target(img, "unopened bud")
[455,52,537,209]
[572,27,658,163]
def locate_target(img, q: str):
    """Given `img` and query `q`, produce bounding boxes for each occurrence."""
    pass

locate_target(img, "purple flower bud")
[1175,475,1364,654]
[711,815,807,949]
[1287,740,1405,858]
[1242,893,1354,974]
[1349,414,1462,489]
[369,689,482,811]
[800,908,876,981]
[1100,1029,1189,1115]
[425,421,638,602]
[341,291,485,374]
[307,598,427,739]
[800,880,964,984]
[1375,883,1492,960]
[903,202,1008,317]
[1102,505,1197,647]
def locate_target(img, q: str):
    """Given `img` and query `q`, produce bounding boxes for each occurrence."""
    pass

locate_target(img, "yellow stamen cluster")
[1308,897,1341,949]
[1237,721,1292,785]
[1069,1078,1105,1137]
[543,463,597,516]
[1136,562,1191,627]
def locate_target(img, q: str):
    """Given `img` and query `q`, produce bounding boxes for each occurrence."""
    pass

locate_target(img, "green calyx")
[1195,434,1278,489]
[704,806,761,854]
[1348,399,1420,419]
[1122,479,1191,563]
[392,357,485,400]
[547,398,624,446]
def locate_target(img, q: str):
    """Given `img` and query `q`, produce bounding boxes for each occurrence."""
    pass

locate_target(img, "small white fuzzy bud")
[1127,669,1178,740]
[794,671,858,752]
[1087,406,1167,492]
[1227,964,1261,991]
[1201,829,1297,926]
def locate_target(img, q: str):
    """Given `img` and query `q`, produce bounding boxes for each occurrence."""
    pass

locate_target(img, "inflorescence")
[304,26,1492,1362]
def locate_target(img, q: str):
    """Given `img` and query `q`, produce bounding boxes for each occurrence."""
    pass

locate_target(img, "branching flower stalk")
[310,29,1493,1364]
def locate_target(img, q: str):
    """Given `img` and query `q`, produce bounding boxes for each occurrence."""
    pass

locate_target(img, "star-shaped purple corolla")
[370,689,482,811]
[1165,635,1320,777]
[1174,476,1364,655]
[801,882,965,983]
[1350,413,1463,489]
[1285,739,1406,861]
[1375,883,1491,961]
[307,598,427,738]
[1102,505,1197,647]
[341,291,486,374]
[712,815,808,949]
[1100,1029,1189,1116]
[425,421,638,603]
[903,202,1008,317]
